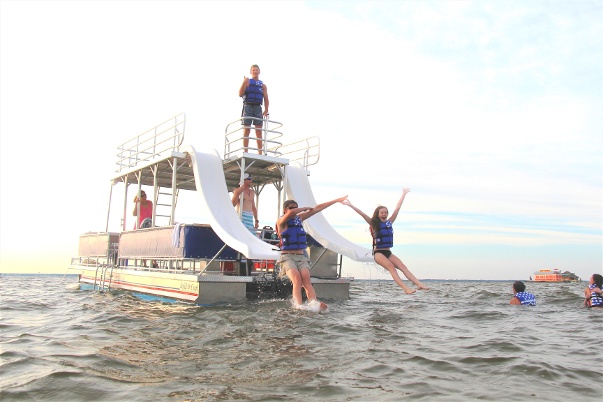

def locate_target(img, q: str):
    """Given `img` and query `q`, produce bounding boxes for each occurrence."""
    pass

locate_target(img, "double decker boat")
[530,268,580,282]
[69,113,372,304]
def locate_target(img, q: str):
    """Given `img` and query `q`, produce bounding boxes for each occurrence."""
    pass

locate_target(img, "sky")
[1,0,601,280]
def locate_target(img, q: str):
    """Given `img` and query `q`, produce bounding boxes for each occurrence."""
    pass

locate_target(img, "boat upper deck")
[112,151,289,193]
[111,112,319,193]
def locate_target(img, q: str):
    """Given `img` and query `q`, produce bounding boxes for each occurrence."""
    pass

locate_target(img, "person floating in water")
[342,188,429,294]
[276,196,347,308]
[510,281,536,305]
[584,273,603,308]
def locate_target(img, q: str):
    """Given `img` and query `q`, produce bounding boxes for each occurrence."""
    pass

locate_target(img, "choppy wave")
[1,275,601,401]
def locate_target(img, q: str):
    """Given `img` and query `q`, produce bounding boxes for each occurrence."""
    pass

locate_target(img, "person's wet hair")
[513,281,526,293]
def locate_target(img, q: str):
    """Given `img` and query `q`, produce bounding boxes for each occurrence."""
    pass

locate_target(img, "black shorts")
[373,249,392,258]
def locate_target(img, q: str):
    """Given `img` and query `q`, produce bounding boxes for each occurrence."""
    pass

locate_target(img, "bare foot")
[417,285,430,290]
[404,289,417,295]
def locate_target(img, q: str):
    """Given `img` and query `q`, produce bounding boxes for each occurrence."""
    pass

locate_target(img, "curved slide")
[285,162,374,262]
[183,145,280,261]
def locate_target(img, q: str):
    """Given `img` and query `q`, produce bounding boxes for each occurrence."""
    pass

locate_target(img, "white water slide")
[285,162,374,262]
[184,145,281,261]
[184,145,372,262]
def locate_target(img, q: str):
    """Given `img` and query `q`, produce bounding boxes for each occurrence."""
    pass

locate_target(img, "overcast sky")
[1,1,601,280]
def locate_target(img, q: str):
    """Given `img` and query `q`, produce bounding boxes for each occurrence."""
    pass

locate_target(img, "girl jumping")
[343,188,429,294]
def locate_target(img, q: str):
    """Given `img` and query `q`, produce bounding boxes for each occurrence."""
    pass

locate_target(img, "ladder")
[93,260,114,292]
[154,187,179,226]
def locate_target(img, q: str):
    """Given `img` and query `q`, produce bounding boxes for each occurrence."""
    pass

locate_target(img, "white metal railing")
[275,136,320,168]
[116,113,186,172]
[224,115,284,159]
[224,116,320,169]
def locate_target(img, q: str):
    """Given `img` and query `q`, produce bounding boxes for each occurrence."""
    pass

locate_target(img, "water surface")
[1,275,601,401]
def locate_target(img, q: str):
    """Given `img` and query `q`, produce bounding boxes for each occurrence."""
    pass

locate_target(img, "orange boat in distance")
[531,268,580,282]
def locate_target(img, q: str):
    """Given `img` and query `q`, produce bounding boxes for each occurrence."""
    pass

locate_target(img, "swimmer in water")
[584,273,603,307]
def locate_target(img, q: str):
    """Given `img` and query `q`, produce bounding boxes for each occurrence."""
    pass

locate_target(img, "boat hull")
[70,265,351,304]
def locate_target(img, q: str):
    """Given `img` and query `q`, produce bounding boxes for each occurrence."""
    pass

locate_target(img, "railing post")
[263,115,269,155]
[105,182,113,233]
[170,157,178,225]
[153,126,158,159]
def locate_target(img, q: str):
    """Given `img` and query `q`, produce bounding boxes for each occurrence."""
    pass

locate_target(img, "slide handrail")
[116,113,186,172]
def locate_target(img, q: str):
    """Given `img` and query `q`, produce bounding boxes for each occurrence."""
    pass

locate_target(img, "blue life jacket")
[515,292,536,306]
[280,216,307,250]
[588,284,603,307]
[244,78,264,105]
[373,220,394,249]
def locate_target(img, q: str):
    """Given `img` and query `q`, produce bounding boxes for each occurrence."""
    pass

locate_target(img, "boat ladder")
[154,186,178,226]
[93,263,114,292]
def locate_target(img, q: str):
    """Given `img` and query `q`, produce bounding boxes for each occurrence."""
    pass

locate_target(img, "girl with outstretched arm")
[342,188,429,294]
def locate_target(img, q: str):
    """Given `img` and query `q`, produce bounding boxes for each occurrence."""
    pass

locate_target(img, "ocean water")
[1,274,601,401]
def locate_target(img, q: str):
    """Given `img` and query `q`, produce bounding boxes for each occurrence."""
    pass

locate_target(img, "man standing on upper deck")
[232,173,259,234]
[239,64,269,155]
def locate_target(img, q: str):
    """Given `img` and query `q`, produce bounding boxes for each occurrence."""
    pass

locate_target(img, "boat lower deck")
[71,264,352,304]
[73,222,350,304]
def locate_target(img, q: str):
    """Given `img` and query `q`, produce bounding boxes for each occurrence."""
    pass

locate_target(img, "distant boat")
[531,268,580,282]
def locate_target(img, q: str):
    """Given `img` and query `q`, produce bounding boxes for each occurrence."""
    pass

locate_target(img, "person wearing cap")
[510,281,536,305]
[239,64,269,155]
[132,190,153,229]
[276,195,347,307]
[231,173,259,234]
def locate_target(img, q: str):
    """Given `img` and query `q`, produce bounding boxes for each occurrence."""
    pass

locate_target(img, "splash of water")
[292,299,329,314]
